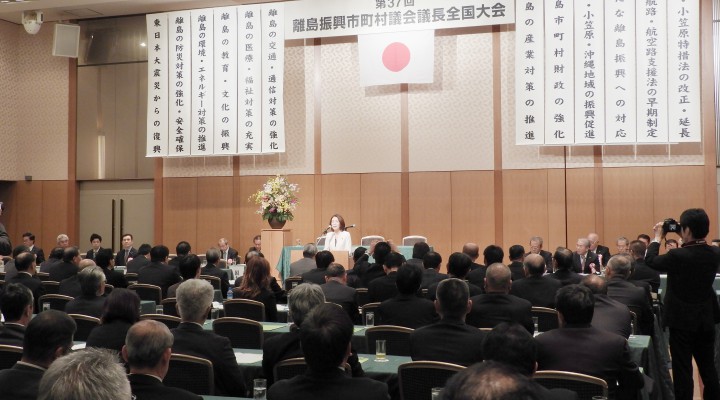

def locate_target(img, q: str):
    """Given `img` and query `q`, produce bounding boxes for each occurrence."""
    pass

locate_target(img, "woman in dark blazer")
[232,256,277,322]
[86,288,140,352]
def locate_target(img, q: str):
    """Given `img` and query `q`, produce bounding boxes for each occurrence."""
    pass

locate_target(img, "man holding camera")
[645,208,720,400]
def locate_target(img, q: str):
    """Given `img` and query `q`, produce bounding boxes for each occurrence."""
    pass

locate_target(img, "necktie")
[124,249,129,264]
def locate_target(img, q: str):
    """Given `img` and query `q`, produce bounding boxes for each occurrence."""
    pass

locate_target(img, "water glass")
[42,302,50,312]
[532,316,540,335]
[431,387,443,400]
[375,339,388,362]
[155,305,164,315]
[365,312,375,326]
[253,378,267,400]
[211,308,220,320]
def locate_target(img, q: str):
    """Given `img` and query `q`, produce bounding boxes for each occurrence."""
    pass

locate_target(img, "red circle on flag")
[382,42,411,72]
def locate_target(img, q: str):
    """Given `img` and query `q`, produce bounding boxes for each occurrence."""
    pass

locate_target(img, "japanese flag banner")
[358,30,434,87]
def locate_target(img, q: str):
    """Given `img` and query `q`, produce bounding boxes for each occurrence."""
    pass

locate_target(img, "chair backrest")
[104,284,114,295]
[361,236,385,246]
[161,297,179,317]
[38,294,73,312]
[140,314,182,330]
[365,325,414,356]
[41,281,60,295]
[125,272,138,284]
[164,353,214,395]
[628,310,638,335]
[68,314,101,341]
[0,345,23,370]
[273,357,308,382]
[128,283,163,304]
[361,302,381,324]
[212,317,263,349]
[223,298,265,321]
[534,370,608,400]
[284,276,303,292]
[402,236,428,246]
[355,288,370,307]
[200,275,221,290]
[398,361,465,400]
[36,272,51,282]
[316,236,326,246]
[531,307,560,333]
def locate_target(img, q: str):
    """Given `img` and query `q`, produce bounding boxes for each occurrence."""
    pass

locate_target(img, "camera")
[662,218,682,234]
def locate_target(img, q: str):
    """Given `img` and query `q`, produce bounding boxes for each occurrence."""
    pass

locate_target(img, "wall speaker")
[52,23,81,58]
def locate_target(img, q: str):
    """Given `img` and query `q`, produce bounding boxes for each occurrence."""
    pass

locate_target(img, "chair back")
[140,314,182,329]
[68,314,101,341]
[36,272,51,282]
[628,310,639,335]
[38,294,73,312]
[360,236,385,246]
[104,284,114,295]
[165,353,214,395]
[128,283,163,304]
[200,275,221,290]
[212,317,263,349]
[402,236,428,246]
[125,272,138,284]
[355,288,370,307]
[284,276,303,292]
[41,281,60,295]
[0,345,22,370]
[531,307,560,333]
[533,370,608,400]
[161,297,179,317]
[365,325,414,356]
[361,302,381,324]
[273,357,308,382]
[223,298,265,321]
[398,361,465,400]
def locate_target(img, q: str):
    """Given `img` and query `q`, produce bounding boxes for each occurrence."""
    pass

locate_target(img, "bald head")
[588,233,600,251]
[606,255,633,279]
[78,259,96,271]
[485,263,511,293]
[523,254,545,276]
[581,274,607,295]
[462,243,480,261]
[123,320,174,376]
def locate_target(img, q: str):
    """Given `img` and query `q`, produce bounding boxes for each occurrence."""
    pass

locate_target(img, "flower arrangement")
[249,175,300,222]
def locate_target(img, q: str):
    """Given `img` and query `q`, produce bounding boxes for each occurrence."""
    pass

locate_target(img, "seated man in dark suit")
[320,263,360,324]
[0,283,34,346]
[39,247,63,273]
[588,232,612,267]
[548,247,582,286]
[171,279,245,397]
[85,233,103,261]
[138,245,182,299]
[23,232,45,264]
[410,278,486,366]
[113,233,138,267]
[268,303,390,400]
[356,241,392,288]
[96,248,128,289]
[582,274,632,338]
[217,238,239,264]
[288,243,318,277]
[3,245,29,281]
[7,251,44,311]
[466,244,505,287]
[168,241,191,270]
[168,255,201,299]
[301,250,334,285]
[58,258,96,298]
[368,252,405,302]
[526,236,554,273]
[126,244,152,274]
[426,252,482,301]
[467,263,534,333]
[377,263,438,329]
[48,247,81,282]
[0,310,76,400]
[65,266,107,318]
[461,243,483,272]
[535,285,644,399]
[510,254,562,308]
[628,240,661,293]
[507,245,526,281]
[122,320,202,400]
[605,255,654,336]
[201,248,230,298]
[405,242,430,269]
[442,361,544,400]
[572,238,600,274]
[419,251,447,289]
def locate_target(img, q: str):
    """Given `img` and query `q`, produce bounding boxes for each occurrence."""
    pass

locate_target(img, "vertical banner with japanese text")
[544,0,574,145]
[515,0,545,145]
[238,5,262,154]
[168,11,191,156]
[191,9,214,156]
[261,3,285,153]
[146,14,168,157]
[605,0,636,144]
[668,0,700,142]
[214,7,239,154]
[636,0,668,143]
[574,0,604,144]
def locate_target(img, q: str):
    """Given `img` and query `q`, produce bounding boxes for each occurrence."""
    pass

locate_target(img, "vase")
[268,217,286,229]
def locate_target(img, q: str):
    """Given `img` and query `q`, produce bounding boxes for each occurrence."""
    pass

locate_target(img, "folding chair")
[68,314,101,341]
[365,325,414,356]
[212,317,263,349]
[534,370,608,400]
[223,298,265,321]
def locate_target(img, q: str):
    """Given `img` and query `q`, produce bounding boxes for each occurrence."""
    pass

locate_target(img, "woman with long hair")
[232,256,278,322]
[85,288,141,352]
[325,214,352,252]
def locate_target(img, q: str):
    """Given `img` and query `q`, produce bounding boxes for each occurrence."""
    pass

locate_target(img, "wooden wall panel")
[163,178,197,252]
[360,173,401,244]
[502,170,550,258]
[0,182,18,246]
[321,174,361,238]
[235,175,271,256]
[41,181,68,249]
[451,171,495,255]
[14,182,43,244]
[409,172,451,260]
[565,168,596,248]
[547,169,568,251]
[652,166,706,234]
[603,167,654,247]
[195,177,234,253]
[285,174,316,246]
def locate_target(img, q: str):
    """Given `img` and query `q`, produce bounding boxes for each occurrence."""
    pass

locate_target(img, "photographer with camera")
[645,208,720,400]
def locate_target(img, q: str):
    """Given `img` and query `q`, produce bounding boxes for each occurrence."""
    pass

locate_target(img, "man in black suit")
[377,263,437,329]
[535,285,644,399]
[406,241,430,269]
[507,245,525,281]
[510,254,562,308]
[48,246,81,282]
[58,258,96,298]
[217,237,239,264]
[96,248,128,289]
[85,233,103,261]
[171,279,246,397]
[368,252,405,302]
[419,251,446,289]
[321,263,360,324]
[461,242,482,271]
[114,233,138,267]
[356,241,392,288]
[628,240,660,293]
[645,209,720,400]
[616,236,630,255]
[0,310,75,400]
[3,245,29,281]
[548,247,582,286]
[442,361,548,400]
[0,283,33,346]
[582,274,632,338]
[426,252,482,300]
[39,247,63,273]
[466,244,504,287]
[7,251,44,311]
[588,232,612,267]
[526,236,554,273]
[288,243,317,276]
[138,245,182,299]
[268,303,389,400]
[22,232,45,264]
[467,263,533,333]
[301,250,334,285]
[123,320,202,400]
[201,248,230,298]
[605,255,654,336]
[127,243,152,273]
[572,238,600,274]
[410,278,486,366]
[65,266,107,318]
[168,241,191,270]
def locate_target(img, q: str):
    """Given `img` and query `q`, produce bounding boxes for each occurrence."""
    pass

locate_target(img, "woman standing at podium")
[326,214,352,252]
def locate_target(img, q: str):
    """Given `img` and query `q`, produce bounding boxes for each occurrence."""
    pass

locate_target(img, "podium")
[261,229,292,279]
[289,249,351,270]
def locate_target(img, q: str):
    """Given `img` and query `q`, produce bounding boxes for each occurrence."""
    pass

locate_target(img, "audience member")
[605,255,654,336]
[201,248,230,298]
[547,247,582,286]
[419,251,447,289]
[138,245,182,298]
[406,242,430,269]
[582,274,631,338]
[368,252,405,302]
[86,288,141,352]
[442,360,541,400]
[321,263,360,324]
[39,247,63,273]
[4,245,29,281]
[510,254,562,308]
[233,256,278,322]
[0,283,33,346]
[289,243,318,276]
[664,238,679,250]
[169,241,191,269]
[7,251,44,310]
[628,240,660,293]
[301,250,334,285]
[65,266,107,318]
[636,234,651,247]
[467,263,533,333]
[427,252,482,300]
[49,247,81,282]
[357,241,392,287]
[525,236,554,273]
[23,232,45,264]
[96,248,128,289]
[466,244,504,287]
[507,245,526,281]
[168,254,201,298]
[127,243,152,273]
[377,263,437,328]
[58,258,95,298]
[462,242,482,271]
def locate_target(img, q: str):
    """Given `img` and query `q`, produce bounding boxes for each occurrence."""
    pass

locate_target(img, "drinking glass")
[253,378,267,400]
[365,312,374,327]
[375,339,388,362]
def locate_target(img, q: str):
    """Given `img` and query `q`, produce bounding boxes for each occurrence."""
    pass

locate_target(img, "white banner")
[544,0,574,145]
[285,0,515,39]
[668,0,701,143]
[636,0,668,143]
[262,3,285,153]
[214,7,239,154]
[146,14,169,157]
[574,0,604,144]
[168,11,191,156]
[515,0,544,145]
[605,0,636,144]
[190,9,214,156]
[238,5,262,154]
